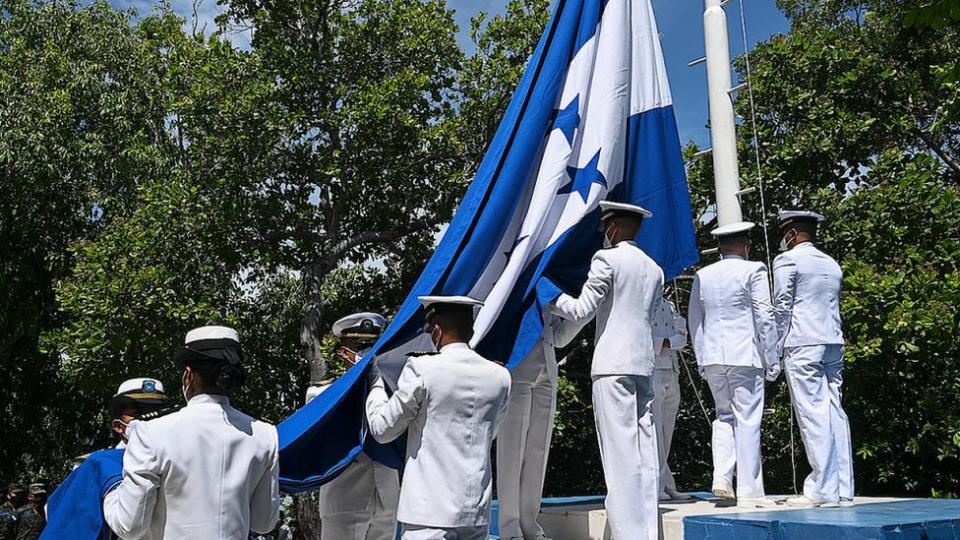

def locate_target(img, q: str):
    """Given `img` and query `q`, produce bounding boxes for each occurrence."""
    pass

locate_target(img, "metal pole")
[703,0,743,227]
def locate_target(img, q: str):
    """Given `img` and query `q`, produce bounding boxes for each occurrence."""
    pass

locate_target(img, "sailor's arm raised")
[366,360,426,444]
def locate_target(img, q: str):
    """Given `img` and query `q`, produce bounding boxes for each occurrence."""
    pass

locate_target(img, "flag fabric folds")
[277,0,697,492]
[42,449,124,540]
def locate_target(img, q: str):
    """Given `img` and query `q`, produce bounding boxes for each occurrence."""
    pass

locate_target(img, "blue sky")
[446,0,791,146]
[115,0,791,146]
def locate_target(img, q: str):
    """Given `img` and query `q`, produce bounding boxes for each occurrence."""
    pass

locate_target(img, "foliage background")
[0,0,957,522]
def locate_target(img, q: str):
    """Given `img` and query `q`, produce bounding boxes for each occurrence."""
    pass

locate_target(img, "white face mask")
[602,223,615,248]
[182,370,190,403]
[780,230,797,252]
[115,420,131,442]
[429,325,442,352]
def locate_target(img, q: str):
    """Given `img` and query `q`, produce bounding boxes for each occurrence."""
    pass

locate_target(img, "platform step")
[489,496,960,540]
[684,499,960,540]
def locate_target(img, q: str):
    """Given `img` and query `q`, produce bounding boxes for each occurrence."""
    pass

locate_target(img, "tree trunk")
[294,493,322,540]
[300,265,328,384]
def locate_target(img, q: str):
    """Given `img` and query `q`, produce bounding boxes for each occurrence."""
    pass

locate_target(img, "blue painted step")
[683,499,960,540]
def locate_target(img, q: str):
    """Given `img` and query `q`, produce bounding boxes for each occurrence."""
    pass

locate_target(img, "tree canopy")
[0,0,957,509]
[676,0,960,498]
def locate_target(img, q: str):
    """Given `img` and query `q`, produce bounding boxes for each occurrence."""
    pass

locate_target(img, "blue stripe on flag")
[276,0,698,493]
[277,0,598,492]
[478,107,698,369]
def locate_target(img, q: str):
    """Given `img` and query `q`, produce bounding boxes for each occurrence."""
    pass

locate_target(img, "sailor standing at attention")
[688,221,780,508]
[305,313,399,540]
[549,201,662,540]
[366,296,511,540]
[497,311,584,540]
[651,296,693,502]
[103,326,280,540]
[774,211,853,508]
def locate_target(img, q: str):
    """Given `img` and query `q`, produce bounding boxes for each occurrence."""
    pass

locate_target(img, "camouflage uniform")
[14,505,42,540]
[0,501,17,540]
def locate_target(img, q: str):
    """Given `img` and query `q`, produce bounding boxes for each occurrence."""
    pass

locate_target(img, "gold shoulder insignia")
[137,405,184,422]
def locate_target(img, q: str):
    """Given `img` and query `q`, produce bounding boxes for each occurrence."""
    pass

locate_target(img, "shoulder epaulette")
[137,405,184,421]
[406,351,438,358]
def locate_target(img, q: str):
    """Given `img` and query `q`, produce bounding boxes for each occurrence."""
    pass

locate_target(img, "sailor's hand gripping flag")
[277,0,697,491]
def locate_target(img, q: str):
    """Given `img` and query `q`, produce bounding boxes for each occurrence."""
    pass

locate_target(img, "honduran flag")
[277,0,698,491]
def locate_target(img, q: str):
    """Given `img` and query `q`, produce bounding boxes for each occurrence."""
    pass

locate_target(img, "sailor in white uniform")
[109,378,168,449]
[103,326,280,540]
[497,312,584,540]
[366,296,512,540]
[651,297,692,502]
[549,201,663,540]
[305,313,400,540]
[688,222,779,508]
[774,210,853,508]
[74,378,171,472]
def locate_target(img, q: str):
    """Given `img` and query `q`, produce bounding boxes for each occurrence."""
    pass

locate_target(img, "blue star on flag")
[551,95,580,145]
[557,150,607,203]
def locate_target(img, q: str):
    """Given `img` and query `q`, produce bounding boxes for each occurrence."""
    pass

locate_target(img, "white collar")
[187,393,231,407]
[721,254,745,261]
[440,342,471,353]
[616,240,638,247]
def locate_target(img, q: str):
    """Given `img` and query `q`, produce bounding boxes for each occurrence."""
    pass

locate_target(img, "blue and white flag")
[277,0,697,492]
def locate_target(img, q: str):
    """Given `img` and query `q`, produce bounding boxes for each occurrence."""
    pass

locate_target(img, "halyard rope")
[735,0,799,495]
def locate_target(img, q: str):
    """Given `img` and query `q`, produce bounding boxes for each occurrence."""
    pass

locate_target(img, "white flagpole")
[703,0,744,227]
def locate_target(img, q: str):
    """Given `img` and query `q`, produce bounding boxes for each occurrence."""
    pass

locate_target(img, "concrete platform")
[489,495,960,540]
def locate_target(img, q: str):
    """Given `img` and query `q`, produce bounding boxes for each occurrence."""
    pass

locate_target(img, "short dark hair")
[718,233,751,252]
[185,358,246,395]
[430,310,475,342]
[782,220,818,239]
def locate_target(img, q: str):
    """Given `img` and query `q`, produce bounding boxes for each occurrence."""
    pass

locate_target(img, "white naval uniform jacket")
[773,242,844,349]
[688,256,778,370]
[305,378,399,518]
[551,240,664,377]
[652,299,686,370]
[103,394,280,540]
[510,312,587,384]
[366,342,512,528]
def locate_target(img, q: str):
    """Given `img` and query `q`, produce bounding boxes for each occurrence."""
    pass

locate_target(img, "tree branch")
[326,215,444,263]
[916,128,960,178]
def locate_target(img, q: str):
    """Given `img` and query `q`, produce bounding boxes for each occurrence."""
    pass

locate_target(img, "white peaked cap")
[711,221,755,237]
[184,325,240,345]
[115,378,165,397]
[332,312,387,338]
[599,201,653,218]
[419,295,484,320]
[778,210,825,223]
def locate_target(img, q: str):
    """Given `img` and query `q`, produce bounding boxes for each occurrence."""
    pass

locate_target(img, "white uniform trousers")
[702,365,766,499]
[322,507,397,540]
[652,366,681,495]
[402,525,487,540]
[496,362,556,540]
[320,463,398,540]
[591,375,659,540]
[784,344,853,503]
